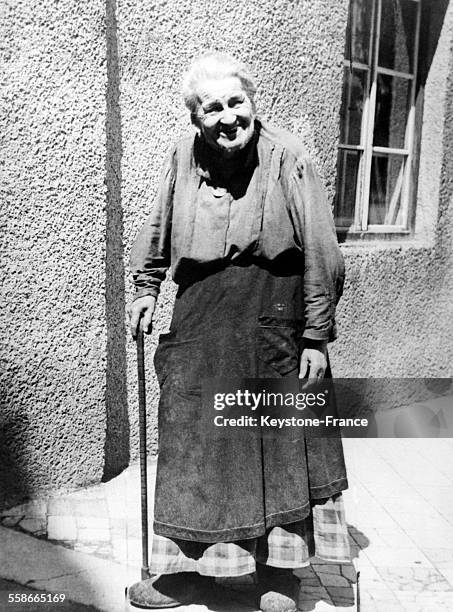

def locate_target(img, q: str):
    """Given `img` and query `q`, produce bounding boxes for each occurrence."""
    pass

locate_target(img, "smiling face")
[193,76,256,158]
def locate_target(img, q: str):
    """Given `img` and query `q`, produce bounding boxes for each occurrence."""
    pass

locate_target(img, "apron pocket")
[153,333,203,392]
[256,316,302,376]
[154,334,206,425]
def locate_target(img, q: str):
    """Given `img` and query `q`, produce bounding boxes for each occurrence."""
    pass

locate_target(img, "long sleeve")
[288,156,345,342]
[129,148,176,300]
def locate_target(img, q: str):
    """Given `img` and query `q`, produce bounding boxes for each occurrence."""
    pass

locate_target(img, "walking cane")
[136,325,150,581]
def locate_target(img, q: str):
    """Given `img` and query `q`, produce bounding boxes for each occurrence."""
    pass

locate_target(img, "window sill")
[336,228,411,244]
[336,231,433,252]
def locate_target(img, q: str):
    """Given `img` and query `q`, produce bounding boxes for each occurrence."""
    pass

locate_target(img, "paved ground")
[1,413,453,611]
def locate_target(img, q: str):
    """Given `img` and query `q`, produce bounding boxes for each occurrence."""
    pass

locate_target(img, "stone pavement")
[1,435,453,611]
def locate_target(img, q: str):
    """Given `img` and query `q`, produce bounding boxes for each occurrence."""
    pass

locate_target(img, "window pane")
[335,149,361,227]
[340,68,367,146]
[345,0,373,64]
[369,154,406,225]
[379,0,418,73]
[373,74,411,148]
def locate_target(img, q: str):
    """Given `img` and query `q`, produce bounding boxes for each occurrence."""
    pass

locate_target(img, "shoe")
[257,564,299,612]
[127,572,213,609]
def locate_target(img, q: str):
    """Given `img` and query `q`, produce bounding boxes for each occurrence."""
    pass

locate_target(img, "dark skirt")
[152,258,348,543]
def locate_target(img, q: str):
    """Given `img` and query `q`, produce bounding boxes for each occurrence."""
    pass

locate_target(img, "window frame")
[336,0,422,237]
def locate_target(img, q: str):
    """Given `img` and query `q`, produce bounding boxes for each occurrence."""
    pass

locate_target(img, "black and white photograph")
[1,1,453,611]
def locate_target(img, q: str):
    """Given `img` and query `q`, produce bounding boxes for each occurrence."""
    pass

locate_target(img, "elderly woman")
[127,52,349,612]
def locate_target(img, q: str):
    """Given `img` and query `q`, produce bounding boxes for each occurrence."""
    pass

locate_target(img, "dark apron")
[152,257,348,543]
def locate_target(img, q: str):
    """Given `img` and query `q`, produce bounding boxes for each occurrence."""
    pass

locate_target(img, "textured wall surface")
[330,2,453,378]
[119,0,350,457]
[0,0,110,508]
[1,0,452,505]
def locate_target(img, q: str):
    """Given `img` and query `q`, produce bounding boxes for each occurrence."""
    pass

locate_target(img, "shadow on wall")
[0,411,30,510]
[103,0,130,481]
[418,0,451,88]
[0,411,106,611]
[411,0,451,238]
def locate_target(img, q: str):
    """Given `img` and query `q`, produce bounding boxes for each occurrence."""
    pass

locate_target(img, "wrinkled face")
[193,76,255,157]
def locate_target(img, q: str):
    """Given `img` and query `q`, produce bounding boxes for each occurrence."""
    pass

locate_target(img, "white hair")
[181,51,257,117]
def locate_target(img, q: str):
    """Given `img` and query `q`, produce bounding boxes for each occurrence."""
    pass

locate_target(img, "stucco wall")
[1,0,452,506]
[0,1,110,508]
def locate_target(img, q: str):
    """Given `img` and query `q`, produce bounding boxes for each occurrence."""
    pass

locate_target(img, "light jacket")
[130,118,345,342]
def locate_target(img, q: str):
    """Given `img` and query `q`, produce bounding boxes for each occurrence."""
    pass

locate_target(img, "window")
[335,0,422,235]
